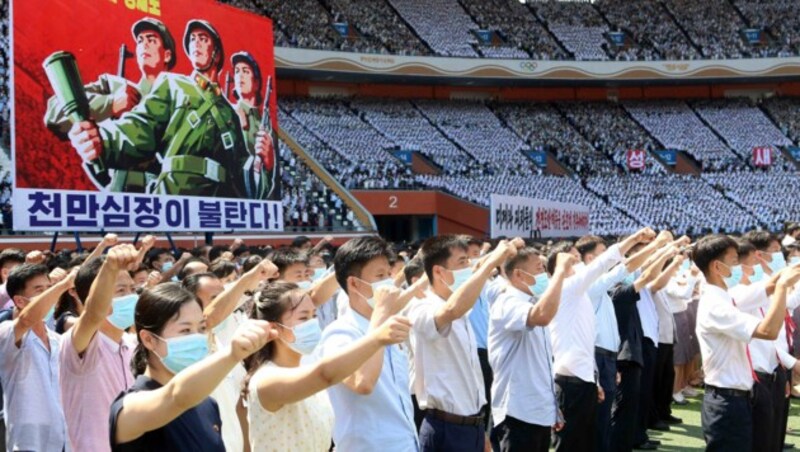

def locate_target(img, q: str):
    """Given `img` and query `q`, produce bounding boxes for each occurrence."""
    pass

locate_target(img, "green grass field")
[645,391,800,451]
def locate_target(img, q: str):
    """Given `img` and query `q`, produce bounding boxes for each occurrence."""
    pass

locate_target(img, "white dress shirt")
[638,288,660,345]
[663,275,697,313]
[550,244,623,383]
[408,290,486,416]
[697,284,761,390]
[653,290,675,344]
[489,285,557,428]
[589,263,628,353]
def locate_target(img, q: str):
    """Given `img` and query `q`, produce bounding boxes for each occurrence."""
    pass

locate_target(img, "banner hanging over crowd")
[490,194,590,239]
[11,0,283,232]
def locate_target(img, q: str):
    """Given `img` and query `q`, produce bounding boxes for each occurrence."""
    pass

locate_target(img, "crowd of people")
[216,0,800,60]
[3,228,800,451]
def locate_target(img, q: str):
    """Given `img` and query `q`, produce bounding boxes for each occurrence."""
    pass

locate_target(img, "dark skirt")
[686,300,701,359]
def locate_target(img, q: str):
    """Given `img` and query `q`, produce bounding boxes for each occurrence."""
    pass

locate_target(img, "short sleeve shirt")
[109,375,224,452]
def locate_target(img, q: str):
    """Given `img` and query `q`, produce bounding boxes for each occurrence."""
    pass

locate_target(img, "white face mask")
[355,277,395,308]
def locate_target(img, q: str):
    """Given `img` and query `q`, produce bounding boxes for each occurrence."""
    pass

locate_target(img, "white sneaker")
[682,387,699,397]
[673,392,687,404]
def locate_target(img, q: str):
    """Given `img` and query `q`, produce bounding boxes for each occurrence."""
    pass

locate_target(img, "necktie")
[733,298,759,383]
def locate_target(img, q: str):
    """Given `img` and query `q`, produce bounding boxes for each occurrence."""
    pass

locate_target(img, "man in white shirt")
[488,247,575,451]
[547,228,656,452]
[693,234,800,451]
[409,235,521,452]
[0,263,76,451]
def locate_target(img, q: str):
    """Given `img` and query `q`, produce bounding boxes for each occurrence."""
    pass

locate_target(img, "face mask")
[680,259,691,273]
[469,258,480,266]
[153,333,209,374]
[107,294,138,330]
[721,263,743,288]
[161,261,174,272]
[790,256,800,267]
[312,267,327,281]
[297,280,312,290]
[521,270,549,297]
[447,267,473,293]
[769,252,787,273]
[361,278,395,308]
[223,281,236,292]
[280,318,322,355]
[622,272,636,286]
[749,264,765,284]
[44,304,55,323]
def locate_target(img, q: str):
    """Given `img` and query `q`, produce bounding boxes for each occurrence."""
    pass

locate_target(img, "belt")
[426,408,484,427]
[554,374,590,385]
[162,155,227,183]
[124,170,157,189]
[595,347,617,359]
[755,371,777,382]
[705,384,751,398]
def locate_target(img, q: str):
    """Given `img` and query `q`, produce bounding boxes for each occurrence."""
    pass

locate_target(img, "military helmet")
[230,51,263,102]
[131,18,177,70]
[183,19,224,72]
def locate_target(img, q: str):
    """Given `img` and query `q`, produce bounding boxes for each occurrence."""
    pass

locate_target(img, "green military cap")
[183,19,224,72]
[230,51,262,101]
[132,17,177,70]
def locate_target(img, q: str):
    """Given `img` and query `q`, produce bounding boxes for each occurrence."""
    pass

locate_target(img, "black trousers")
[611,361,642,452]
[412,394,424,432]
[774,368,791,449]
[635,339,657,445]
[492,416,550,452]
[553,375,597,452]
[701,388,753,452]
[477,347,493,431]
[752,373,777,452]
[420,413,485,452]
[595,349,617,452]
[653,343,675,422]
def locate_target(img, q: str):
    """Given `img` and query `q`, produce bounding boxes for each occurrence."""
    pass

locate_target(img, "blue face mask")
[297,280,312,290]
[522,270,549,297]
[107,293,138,330]
[769,252,787,273]
[362,278,396,308]
[312,267,327,281]
[790,256,800,267]
[680,259,691,274]
[44,304,55,323]
[280,318,322,355]
[622,272,636,286]
[153,333,209,374]
[447,267,474,293]
[749,264,765,284]
[161,261,174,272]
[722,263,744,288]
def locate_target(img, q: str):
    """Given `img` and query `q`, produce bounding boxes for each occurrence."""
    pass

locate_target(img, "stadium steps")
[659,1,706,58]
[687,102,751,164]
[702,176,768,230]
[522,3,574,59]
[409,101,486,166]
[553,103,638,175]
[383,0,439,56]
[757,104,800,169]
[579,180,642,228]
[277,126,377,231]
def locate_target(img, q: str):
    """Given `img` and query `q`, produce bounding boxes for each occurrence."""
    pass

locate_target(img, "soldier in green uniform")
[46,18,176,192]
[67,19,249,198]
[230,51,275,200]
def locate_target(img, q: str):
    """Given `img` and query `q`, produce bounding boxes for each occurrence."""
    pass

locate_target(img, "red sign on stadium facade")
[626,149,646,170]
[753,146,773,167]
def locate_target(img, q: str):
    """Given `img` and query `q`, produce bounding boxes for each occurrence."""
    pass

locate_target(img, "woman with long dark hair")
[109,283,277,451]
[244,281,410,451]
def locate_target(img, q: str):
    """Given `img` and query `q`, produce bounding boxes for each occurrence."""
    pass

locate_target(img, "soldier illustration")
[230,51,276,200]
[45,18,176,192]
[67,19,250,198]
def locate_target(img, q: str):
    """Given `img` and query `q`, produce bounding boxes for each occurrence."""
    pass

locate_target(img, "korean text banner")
[12,0,283,232]
[490,194,590,239]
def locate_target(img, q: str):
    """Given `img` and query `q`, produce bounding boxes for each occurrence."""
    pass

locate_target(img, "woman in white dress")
[244,281,410,451]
